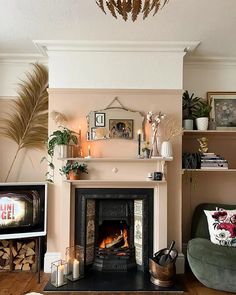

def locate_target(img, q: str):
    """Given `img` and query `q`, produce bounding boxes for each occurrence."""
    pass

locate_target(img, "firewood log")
[22,263,30,271]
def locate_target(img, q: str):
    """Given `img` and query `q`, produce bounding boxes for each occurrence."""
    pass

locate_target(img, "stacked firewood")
[0,239,37,271]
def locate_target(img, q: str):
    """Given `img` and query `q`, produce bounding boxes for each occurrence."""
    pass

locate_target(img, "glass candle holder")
[65,245,84,281]
[51,259,67,287]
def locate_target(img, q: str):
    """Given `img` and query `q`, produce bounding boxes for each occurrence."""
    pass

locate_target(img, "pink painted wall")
[47,89,183,255]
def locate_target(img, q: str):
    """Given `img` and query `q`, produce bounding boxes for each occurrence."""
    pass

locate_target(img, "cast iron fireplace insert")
[74,188,153,272]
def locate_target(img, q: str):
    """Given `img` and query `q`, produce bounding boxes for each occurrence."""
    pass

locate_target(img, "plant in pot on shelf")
[193,100,212,131]
[182,90,201,130]
[60,161,88,180]
[41,127,78,182]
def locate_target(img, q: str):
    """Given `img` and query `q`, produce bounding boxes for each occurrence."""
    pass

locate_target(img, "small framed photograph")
[207,92,236,129]
[94,112,105,127]
[91,127,97,140]
[109,119,133,139]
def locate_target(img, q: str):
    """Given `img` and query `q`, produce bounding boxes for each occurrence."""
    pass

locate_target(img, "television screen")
[0,183,47,239]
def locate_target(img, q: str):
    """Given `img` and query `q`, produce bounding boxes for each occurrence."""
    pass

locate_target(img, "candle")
[73,259,80,280]
[137,129,141,156]
[57,264,64,286]
[88,145,91,157]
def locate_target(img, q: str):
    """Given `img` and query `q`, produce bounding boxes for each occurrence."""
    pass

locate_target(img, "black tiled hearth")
[44,270,184,293]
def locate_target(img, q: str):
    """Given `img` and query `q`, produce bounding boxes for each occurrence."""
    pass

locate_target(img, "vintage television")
[0,182,47,239]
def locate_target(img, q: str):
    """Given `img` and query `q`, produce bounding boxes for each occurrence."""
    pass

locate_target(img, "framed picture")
[94,112,105,127]
[91,127,97,140]
[207,92,236,129]
[109,119,133,139]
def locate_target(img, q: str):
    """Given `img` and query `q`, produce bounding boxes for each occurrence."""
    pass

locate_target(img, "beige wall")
[47,88,182,255]
[0,98,47,183]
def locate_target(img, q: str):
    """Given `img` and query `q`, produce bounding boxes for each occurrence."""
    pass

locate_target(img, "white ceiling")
[1,0,236,58]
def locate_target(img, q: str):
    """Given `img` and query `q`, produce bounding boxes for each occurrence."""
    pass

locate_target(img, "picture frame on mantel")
[207,91,236,129]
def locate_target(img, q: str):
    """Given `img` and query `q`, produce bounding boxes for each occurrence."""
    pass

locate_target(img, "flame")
[99,229,129,249]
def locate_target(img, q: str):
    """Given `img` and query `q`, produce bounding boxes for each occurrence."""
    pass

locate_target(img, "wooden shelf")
[183,169,236,173]
[63,179,167,186]
[183,130,236,135]
[59,157,173,162]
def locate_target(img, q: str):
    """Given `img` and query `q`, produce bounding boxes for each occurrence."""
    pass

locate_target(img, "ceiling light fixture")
[96,0,169,22]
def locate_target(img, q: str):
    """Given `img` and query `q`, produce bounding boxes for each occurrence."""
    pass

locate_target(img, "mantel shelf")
[59,157,173,162]
[63,179,166,187]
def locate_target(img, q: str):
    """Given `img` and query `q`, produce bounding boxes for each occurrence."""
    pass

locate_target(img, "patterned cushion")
[204,208,236,246]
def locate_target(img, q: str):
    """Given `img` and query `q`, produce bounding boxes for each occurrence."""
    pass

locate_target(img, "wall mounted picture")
[94,112,105,127]
[207,92,236,129]
[109,119,133,139]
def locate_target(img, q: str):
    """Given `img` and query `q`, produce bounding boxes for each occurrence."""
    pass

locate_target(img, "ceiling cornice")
[33,40,201,56]
[184,56,236,68]
[0,53,47,64]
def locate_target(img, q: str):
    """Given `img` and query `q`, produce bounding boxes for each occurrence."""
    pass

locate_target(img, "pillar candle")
[57,264,64,286]
[73,259,80,279]
[88,145,91,157]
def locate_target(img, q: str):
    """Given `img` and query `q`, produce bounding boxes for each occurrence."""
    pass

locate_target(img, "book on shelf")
[200,167,229,170]
[201,163,228,168]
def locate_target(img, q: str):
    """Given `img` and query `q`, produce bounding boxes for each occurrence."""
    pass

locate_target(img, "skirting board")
[44,252,185,274]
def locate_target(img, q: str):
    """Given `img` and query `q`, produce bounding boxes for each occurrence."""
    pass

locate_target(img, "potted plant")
[142,141,151,158]
[182,90,201,130]
[60,161,88,180]
[194,100,212,130]
[41,127,78,182]
[47,127,78,158]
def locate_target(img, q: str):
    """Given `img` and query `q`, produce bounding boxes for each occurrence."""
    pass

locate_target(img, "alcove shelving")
[183,129,236,171]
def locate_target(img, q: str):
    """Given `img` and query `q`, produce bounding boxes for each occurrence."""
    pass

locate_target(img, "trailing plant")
[0,63,48,182]
[182,90,201,119]
[41,127,78,182]
[60,161,88,177]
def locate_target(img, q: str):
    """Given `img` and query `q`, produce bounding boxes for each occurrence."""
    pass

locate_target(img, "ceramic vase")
[183,119,193,130]
[161,141,173,158]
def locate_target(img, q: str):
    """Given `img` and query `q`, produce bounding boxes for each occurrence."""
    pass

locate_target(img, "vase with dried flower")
[147,111,166,157]
[160,118,183,158]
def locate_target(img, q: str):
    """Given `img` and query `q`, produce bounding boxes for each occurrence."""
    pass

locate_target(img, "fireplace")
[74,188,153,272]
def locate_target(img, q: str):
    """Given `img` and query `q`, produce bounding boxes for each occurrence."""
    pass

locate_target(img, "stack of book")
[201,153,228,170]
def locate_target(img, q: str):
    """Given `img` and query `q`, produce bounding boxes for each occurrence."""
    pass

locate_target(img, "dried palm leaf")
[151,0,161,16]
[132,0,142,22]
[0,63,48,182]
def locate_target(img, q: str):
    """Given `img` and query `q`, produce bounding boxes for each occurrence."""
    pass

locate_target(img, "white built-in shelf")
[183,169,236,173]
[59,157,173,162]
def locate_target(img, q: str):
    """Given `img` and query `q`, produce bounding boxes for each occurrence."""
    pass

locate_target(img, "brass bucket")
[149,249,178,287]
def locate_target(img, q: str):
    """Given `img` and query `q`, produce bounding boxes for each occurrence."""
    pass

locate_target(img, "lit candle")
[57,264,64,286]
[88,145,91,157]
[137,129,141,157]
[73,259,80,280]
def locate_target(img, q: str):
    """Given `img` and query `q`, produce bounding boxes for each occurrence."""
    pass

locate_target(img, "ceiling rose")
[96,0,169,22]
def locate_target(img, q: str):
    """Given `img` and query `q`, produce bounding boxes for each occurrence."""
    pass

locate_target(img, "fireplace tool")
[149,240,178,287]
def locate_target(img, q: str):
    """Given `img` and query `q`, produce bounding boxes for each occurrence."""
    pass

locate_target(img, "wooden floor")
[0,271,234,295]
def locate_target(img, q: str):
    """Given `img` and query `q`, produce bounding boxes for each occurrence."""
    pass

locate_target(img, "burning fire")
[99,228,129,249]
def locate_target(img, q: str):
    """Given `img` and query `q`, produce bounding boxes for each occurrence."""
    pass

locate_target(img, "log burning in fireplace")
[99,228,129,249]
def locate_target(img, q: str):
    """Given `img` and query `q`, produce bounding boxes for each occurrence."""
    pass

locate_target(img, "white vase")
[161,141,173,158]
[183,119,193,130]
[196,117,209,130]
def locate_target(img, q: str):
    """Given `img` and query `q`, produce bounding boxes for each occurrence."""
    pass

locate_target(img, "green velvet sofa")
[187,203,236,293]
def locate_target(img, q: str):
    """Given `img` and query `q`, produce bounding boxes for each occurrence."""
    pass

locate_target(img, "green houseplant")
[194,100,212,130]
[182,90,201,130]
[60,161,88,180]
[42,127,78,182]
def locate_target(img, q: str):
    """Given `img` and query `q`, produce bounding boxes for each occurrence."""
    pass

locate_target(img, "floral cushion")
[204,208,236,246]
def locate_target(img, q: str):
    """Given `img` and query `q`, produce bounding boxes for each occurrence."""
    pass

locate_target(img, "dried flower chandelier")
[96,0,169,22]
